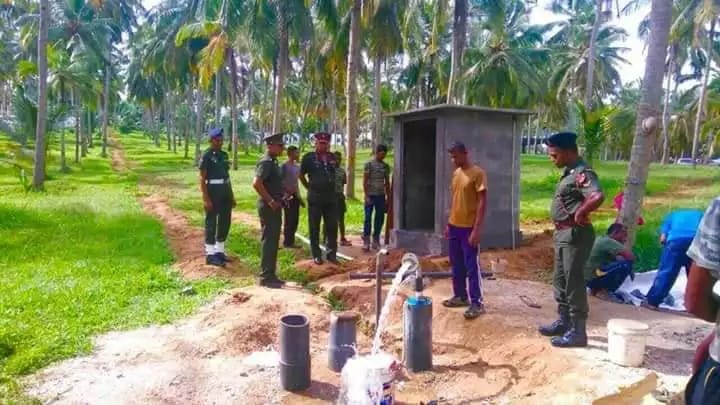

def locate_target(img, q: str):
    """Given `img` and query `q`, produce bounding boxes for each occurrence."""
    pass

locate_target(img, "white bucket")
[607,319,649,367]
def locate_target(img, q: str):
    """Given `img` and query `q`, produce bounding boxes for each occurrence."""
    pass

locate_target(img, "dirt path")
[111,135,250,279]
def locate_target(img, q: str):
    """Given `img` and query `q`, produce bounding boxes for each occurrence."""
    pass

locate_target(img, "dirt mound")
[481,232,555,282]
[140,194,250,279]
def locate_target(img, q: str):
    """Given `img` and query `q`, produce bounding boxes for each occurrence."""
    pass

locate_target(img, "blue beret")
[208,127,224,138]
[314,132,331,142]
[543,132,577,149]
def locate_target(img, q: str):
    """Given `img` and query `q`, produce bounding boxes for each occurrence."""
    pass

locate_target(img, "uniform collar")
[563,158,586,176]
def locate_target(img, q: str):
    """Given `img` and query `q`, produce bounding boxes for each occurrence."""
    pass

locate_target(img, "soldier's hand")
[269,200,281,211]
[574,211,590,226]
[203,199,213,212]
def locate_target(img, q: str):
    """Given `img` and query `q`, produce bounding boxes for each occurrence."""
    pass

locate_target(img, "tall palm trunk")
[619,0,672,245]
[184,87,191,159]
[73,88,80,163]
[661,44,676,164]
[101,39,111,158]
[165,92,172,151]
[246,67,253,154]
[373,58,382,149]
[447,0,467,104]
[227,49,239,170]
[345,0,362,199]
[691,19,716,164]
[195,88,204,165]
[215,72,222,125]
[32,0,49,190]
[584,0,603,109]
[272,7,288,135]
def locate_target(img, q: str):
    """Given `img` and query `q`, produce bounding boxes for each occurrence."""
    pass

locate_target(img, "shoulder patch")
[575,171,590,187]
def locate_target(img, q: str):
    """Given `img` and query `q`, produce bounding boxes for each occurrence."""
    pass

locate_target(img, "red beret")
[314,132,331,142]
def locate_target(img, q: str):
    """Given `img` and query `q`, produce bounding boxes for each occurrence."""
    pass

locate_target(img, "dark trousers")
[586,260,634,292]
[448,225,482,305]
[323,194,346,242]
[259,205,282,280]
[205,185,232,245]
[283,194,300,247]
[553,226,595,320]
[646,238,693,307]
[686,356,720,405]
[309,200,337,259]
[363,195,386,241]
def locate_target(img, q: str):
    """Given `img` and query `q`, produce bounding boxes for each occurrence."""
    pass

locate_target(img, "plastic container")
[328,311,359,372]
[370,353,397,405]
[279,314,311,391]
[607,318,649,367]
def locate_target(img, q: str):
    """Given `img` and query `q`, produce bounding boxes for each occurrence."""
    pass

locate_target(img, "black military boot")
[551,318,588,348]
[206,254,225,267]
[538,313,570,337]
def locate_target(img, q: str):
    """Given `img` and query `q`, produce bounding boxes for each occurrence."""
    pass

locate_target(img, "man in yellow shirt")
[442,141,487,319]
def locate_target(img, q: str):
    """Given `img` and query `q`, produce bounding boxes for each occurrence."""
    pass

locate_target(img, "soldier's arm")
[299,155,310,189]
[199,154,210,204]
[575,170,604,219]
[253,162,277,206]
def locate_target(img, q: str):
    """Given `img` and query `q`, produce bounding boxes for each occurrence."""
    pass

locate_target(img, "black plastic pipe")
[328,311,360,372]
[350,271,454,280]
[279,314,311,391]
[349,271,497,280]
[403,296,433,372]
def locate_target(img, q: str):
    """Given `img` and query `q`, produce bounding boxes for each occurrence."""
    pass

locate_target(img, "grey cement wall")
[390,105,527,256]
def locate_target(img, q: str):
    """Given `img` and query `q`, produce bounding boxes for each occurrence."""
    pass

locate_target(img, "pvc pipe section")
[403,296,433,372]
[328,311,360,372]
[349,271,453,280]
[279,314,311,391]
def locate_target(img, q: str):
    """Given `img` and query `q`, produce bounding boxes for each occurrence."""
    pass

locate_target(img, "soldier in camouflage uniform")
[252,132,286,288]
[538,132,604,348]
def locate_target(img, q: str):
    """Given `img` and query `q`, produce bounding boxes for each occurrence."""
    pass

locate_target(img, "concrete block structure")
[386,104,533,256]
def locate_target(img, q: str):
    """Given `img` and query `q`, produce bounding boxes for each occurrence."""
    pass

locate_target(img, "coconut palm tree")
[462,0,550,108]
[619,0,673,244]
[345,0,362,199]
[447,0,467,104]
[365,0,405,148]
[32,0,49,190]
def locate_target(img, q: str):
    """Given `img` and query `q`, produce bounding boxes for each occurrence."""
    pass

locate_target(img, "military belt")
[206,179,229,185]
[554,218,577,230]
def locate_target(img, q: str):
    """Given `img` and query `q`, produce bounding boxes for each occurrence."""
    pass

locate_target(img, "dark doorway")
[402,119,436,230]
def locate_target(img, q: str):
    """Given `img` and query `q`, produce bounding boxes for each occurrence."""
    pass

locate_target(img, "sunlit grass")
[0,133,225,402]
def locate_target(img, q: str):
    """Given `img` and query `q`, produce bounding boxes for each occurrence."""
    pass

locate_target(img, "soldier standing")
[200,128,236,267]
[252,132,286,288]
[300,132,340,265]
[538,132,604,348]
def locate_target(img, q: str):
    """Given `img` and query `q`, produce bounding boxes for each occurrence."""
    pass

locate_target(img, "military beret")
[263,132,286,145]
[208,127,224,139]
[314,132,331,142]
[543,132,577,150]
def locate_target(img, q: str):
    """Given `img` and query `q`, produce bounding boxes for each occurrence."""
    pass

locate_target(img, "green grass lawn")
[0,134,225,402]
[119,132,720,272]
